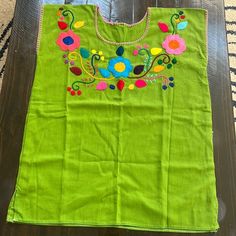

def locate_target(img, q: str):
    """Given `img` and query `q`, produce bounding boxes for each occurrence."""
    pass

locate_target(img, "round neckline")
[94,6,151,45]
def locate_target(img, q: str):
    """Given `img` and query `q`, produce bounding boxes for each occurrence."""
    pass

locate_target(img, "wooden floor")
[0,0,236,235]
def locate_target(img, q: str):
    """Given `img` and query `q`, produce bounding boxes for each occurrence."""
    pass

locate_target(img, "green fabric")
[7,5,219,232]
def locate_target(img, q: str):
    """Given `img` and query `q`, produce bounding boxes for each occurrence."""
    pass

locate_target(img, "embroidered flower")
[162,34,186,55]
[108,57,133,78]
[56,30,80,51]
[91,49,105,61]
[133,49,139,56]
[133,44,149,56]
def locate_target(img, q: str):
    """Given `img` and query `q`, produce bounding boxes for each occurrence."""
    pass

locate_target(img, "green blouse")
[7,4,219,232]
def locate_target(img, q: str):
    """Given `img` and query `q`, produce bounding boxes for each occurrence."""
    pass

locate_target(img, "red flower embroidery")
[56,30,80,51]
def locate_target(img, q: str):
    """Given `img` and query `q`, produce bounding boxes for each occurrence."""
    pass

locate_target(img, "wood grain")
[0,0,235,235]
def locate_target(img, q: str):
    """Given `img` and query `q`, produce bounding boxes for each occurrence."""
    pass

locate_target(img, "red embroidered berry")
[77,90,82,96]
[180,15,185,19]
[70,90,76,96]
[70,67,82,76]
[67,87,72,92]
[135,79,147,88]
[58,21,68,30]
[117,80,125,91]
[158,22,169,32]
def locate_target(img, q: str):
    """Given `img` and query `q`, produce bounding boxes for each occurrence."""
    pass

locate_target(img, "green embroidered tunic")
[7,5,219,232]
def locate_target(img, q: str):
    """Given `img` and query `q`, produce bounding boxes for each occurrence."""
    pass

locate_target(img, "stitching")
[95,6,151,45]
[36,4,44,53]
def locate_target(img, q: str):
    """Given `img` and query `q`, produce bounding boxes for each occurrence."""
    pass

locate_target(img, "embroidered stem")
[144,75,167,80]
[75,52,114,81]
[62,10,74,29]
[91,53,101,75]
[128,53,171,79]
[163,77,169,85]
[72,79,95,90]
[138,48,151,70]
[170,13,179,35]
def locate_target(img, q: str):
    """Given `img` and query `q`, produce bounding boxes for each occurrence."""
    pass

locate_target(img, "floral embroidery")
[74,21,85,29]
[170,11,188,34]
[158,22,169,32]
[107,57,133,78]
[57,30,80,51]
[91,49,105,61]
[57,7,85,30]
[117,80,125,91]
[162,35,186,55]
[96,81,107,90]
[55,7,189,96]
[177,21,188,30]
[158,11,188,34]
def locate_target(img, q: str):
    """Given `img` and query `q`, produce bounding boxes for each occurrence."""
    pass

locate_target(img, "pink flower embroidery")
[162,34,186,55]
[56,30,80,51]
[133,49,139,56]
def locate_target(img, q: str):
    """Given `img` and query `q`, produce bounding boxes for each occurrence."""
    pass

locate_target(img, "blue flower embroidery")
[108,56,133,78]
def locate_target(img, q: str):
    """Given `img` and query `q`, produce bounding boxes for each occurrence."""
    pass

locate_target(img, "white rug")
[0,0,15,91]
[225,0,236,132]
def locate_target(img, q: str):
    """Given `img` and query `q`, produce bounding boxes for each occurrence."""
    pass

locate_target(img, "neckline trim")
[94,6,151,45]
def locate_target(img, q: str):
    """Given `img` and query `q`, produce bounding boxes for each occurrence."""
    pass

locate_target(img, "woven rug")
[225,0,236,132]
[0,1,236,133]
[0,0,15,91]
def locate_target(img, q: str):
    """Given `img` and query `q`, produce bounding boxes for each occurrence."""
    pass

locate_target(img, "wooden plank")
[133,0,156,23]
[0,0,40,217]
[43,0,65,3]
[111,0,134,24]
[0,1,41,235]
[178,0,201,8]
[65,0,85,4]
[156,0,178,7]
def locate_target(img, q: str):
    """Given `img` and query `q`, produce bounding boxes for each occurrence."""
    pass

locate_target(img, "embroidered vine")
[56,7,188,96]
